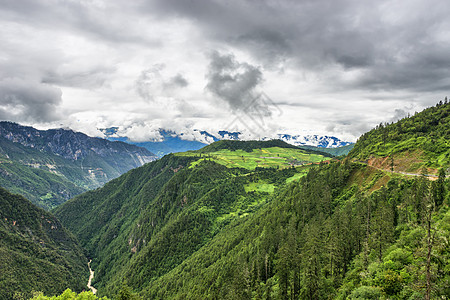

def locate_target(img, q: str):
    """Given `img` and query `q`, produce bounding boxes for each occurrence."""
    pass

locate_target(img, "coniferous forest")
[4,0,450,298]
[1,102,449,299]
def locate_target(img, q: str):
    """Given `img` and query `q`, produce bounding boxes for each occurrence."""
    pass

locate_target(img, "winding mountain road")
[360,162,449,180]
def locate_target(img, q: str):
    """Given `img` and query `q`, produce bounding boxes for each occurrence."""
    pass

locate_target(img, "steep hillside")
[54,151,313,297]
[0,137,87,209]
[0,122,157,209]
[0,187,88,299]
[53,104,450,299]
[348,101,450,173]
[141,162,449,299]
[0,122,156,163]
[56,156,450,299]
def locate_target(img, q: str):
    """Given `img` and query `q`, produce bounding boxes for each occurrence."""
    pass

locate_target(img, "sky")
[1,0,450,143]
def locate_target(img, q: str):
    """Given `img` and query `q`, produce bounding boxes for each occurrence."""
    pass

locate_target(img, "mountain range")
[0,122,156,209]
[1,101,449,299]
[52,101,449,299]
[100,127,353,157]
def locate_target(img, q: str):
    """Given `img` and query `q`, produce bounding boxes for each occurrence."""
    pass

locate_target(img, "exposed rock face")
[0,121,156,164]
[0,122,157,208]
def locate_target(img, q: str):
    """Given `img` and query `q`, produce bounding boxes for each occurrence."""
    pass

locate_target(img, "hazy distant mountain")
[99,127,353,157]
[101,128,210,157]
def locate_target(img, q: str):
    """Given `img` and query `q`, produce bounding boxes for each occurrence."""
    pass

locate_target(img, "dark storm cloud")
[42,65,116,89]
[135,65,189,101]
[347,44,450,93]
[169,74,189,88]
[0,78,62,122]
[2,0,449,140]
[0,0,158,46]
[148,0,450,93]
[205,51,263,111]
[147,0,376,65]
[136,66,161,101]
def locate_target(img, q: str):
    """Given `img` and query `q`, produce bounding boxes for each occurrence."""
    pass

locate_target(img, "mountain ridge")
[0,187,88,299]
[0,121,156,161]
[348,100,450,173]
[0,121,157,209]
[100,127,353,157]
[53,102,449,299]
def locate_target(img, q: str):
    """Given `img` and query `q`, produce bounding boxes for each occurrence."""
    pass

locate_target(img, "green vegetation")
[140,162,449,299]
[244,182,275,193]
[54,151,312,297]
[30,289,109,300]
[0,137,87,209]
[300,143,355,157]
[30,283,142,300]
[0,122,156,210]
[349,99,450,171]
[198,139,301,153]
[53,146,448,299]
[179,146,329,170]
[0,187,88,300]
[285,168,309,183]
[2,103,450,298]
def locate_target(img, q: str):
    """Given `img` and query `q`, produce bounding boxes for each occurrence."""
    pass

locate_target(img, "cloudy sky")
[1,0,450,142]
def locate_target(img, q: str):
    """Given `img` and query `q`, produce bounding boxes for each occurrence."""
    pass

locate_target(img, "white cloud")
[1,0,449,142]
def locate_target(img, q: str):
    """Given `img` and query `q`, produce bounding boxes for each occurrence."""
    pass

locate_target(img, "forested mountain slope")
[299,143,355,157]
[349,100,450,173]
[143,162,449,299]
[57,158,450,299]
[54,145,324,297]
[0,187,88,299]
[199,140,301,153]
[198,139,332,157]
[54,105,449,299]
[0,137,87,209]
[0,122,157,209]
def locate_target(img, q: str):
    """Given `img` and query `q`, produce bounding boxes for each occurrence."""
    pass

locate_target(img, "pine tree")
[116,282,141,300]
[432,168,446,207]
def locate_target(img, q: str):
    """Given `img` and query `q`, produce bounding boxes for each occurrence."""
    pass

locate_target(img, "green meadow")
[178,146,328,170]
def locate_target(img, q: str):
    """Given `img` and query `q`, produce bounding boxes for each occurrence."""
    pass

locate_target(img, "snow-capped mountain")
[277,134,352,148]
[99,128,353,157]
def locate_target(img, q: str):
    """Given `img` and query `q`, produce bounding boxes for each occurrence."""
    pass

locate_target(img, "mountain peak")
[99,127,353,157]
[0,122,156,160]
